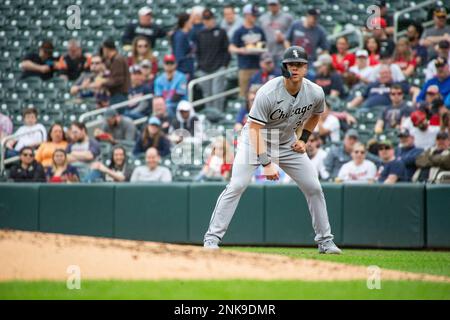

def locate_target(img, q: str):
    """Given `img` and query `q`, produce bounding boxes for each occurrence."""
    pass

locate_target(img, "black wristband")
[299,129,312,143]
[257,152,271,167]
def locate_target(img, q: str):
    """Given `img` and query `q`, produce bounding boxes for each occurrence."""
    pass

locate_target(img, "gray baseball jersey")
[242,76,325,146]
[204,76,334,246]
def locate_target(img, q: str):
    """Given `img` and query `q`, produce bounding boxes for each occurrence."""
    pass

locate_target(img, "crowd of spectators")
[2,0,450,185]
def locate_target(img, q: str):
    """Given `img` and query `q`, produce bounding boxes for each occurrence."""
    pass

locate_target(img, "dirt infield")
[0,230,448,282]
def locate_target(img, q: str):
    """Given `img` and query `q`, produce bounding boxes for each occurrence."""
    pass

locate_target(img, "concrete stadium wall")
[0,183,449,249]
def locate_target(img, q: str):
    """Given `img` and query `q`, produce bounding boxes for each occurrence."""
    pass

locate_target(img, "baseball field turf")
[1,247,449,300]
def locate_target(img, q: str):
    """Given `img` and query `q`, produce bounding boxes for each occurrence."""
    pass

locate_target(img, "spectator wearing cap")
[133,116,171,157]
[396,128,423,181]
[220,5,243,41]
[367,48,406,83]
[230,4,267,97]
[417,90,444,126]
[154,54,188,119]
[306,132,329,180]
[195,8,231,111]
[401,110,440,150]
[259,0,294,64]
[416,57,450,103]
[406,22,428,66]
[140,59,157,88]
[369,16,395,57]
[336,142,377,183]
[94,109,137,144]
[324,129,379,179]
[20,40,55,80]
[364,36,382,66]
[89,145,134,182]
[316,103,340,143]
[413,132,450,183]
[285,8,329,63]
[55,39,91,81]
[374,84,413,134]
[424,40,450,81]
[95,39,131,106]
[151,97,171,134]
[35,123,68,169]
[377,140,407,184]
[331,36,356,74]
[5,108,47,159]
[66,122,101,165]
[249,52,281,87]
[130,147,172,183]
[8,147,46,183]
[122,6,166,50]
[392,37,418,78]
[171,13,195,80]
[0,112,13,141]
[313,53,345,98]
[169,101,201,142]
[348,65,412,110]
[70,54,110,108]
[124,64,153,120]
[420,7,450,56]
[349,49,375,84]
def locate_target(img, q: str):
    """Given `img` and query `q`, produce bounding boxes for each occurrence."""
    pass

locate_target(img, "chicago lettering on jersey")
[269,104,313,120]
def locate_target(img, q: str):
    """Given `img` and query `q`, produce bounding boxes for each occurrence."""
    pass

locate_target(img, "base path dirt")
[0,230,448,282]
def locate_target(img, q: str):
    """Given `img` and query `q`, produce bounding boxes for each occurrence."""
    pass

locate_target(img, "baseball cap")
[345,129,359,139]
[267,0,279,5]
[437,131,449,140]
[148,116,161,126]
[177,100,192,112]
[140,59,152,68]
[307,8,320,16]
[427,84,440,94]
[435,56,448,68]
[438,40,450,49]
[104,108,118,118]
[138,6,152,16]
[313,54,332,68]
[434,7,447,17]
[378,140,393,148]
[410,110,427,126]
[202,8,215,20]
[356,49,369,58]
[163,54,176,63]
[397,128,411,138]
[129,64,142,74]
[260,52,273,62]
[242,4,259,16]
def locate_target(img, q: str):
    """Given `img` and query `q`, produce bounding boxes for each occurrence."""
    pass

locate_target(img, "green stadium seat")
[16,78,43,90]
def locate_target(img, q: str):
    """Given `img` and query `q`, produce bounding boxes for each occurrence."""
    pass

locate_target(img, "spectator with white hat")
[349,49,375,84]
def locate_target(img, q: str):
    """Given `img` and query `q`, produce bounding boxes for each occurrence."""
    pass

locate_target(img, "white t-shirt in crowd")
[401,117,440,150]
[368,64,406,83]
[130,165,172,183]
[320,114,340,143]
[337,159,377,183]
[14,123,47,151]
[309,148,329,180]
[349,65,375,81]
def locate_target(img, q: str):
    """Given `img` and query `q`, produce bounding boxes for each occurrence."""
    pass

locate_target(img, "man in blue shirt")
[249,52,281,87]
[154,54,188,119]
[377,140,408,183]
[395,129,423,181]
[417,57,450,103]
[229,4,266,97]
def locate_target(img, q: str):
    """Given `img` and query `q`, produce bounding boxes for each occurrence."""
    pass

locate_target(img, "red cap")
[163,54,176,63]
[410,110,427,127]
[370,17,387,29]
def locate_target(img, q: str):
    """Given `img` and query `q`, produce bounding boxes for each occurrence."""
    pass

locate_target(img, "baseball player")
[203,46,342,254]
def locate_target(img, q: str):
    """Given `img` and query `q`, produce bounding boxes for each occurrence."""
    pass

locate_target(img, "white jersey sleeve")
[313,88,326,114]
[248,91,272,126]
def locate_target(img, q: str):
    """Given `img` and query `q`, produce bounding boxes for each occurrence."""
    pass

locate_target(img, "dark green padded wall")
[189,183,264,244]
[0,184,39,231]
[39,184,114,237]
[342,184,425,248]
[115,183,189,242]
[426,185,450,248]
[265,183,343,245]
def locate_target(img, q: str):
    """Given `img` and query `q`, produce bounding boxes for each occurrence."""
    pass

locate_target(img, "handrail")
[327,26,364,52]
[0,128,46,175]
[79,93,154,123]
[393,0,438,42]
[188,67,239,105]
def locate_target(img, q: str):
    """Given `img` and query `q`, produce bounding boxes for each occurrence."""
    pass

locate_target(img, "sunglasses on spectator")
[378,146,392,150]
[390,91,403,96]
[21,152,33,157]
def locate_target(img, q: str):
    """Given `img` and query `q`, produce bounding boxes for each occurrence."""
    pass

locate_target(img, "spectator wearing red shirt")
[364,36,381,66]
[197,137,234,181]
[332,36,355,73]
[393,37,417,77]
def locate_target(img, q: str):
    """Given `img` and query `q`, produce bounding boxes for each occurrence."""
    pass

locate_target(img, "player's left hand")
[291,140,306,153]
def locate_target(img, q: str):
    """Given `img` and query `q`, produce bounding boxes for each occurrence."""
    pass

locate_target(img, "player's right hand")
[263,163,280,181]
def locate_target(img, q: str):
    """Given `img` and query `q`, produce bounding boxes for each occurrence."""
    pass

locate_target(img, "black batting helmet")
[281,46,308,78]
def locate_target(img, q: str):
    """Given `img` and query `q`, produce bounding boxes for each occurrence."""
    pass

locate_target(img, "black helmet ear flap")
[281,63,291,78]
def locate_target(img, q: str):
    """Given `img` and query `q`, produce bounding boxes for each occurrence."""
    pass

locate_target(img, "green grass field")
[1,247,449,300]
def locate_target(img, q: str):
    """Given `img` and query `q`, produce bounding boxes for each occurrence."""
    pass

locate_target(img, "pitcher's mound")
[0,230,448,282]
